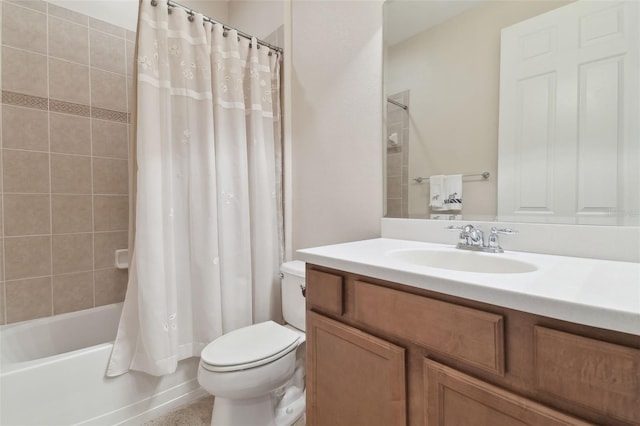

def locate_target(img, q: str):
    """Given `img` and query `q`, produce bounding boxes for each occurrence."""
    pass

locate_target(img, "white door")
[497,0,639,225]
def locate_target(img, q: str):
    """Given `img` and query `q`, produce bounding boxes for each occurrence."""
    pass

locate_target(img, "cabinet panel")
[534,326,640,424]
[306,311,406,426]
[352,280,504,375]
[306,269,344,316]
[424,359,592,426]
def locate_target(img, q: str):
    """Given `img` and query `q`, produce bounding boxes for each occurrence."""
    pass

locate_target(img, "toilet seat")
[200,321,300,372]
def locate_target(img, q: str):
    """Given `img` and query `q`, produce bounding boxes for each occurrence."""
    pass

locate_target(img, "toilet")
[197,261,307,426]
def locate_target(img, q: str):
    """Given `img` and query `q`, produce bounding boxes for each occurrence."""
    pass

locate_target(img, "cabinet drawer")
[424,359,593,425]
[306,269,344,316]
[534,327,640,424]
[353,280,504,375]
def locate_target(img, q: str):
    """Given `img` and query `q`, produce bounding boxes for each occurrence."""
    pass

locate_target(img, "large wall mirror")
[383,0,639,226]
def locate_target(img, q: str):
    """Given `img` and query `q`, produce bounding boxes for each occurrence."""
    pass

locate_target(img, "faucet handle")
[487,227,517,252]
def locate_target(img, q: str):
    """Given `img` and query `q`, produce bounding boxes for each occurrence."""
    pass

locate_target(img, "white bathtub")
[0,303,206,426]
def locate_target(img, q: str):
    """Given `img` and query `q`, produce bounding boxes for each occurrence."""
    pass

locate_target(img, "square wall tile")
[94,195,128,231]
[0,282,5,325]
[2,47,48,98]
[90,29,126,75]
[386,199,402,218]
[50,113,91,155]
[93,157,128,195]
[126,41,135,76]
[48,16,89,65]
[94,231,127,269]
[2,2,47,54]
[127,78,134,113]
[5,277,52,323]
[92,119,128,159]
[47,3,87,25]
[51,154,92,194]
[0,240,4,281]
[4,194,51,236]
[4,236,51,280]
[49,58,91,105]
[126,30,136,43]
[89,17,125,38]
[52,233,93,274]
[2,149,50,193]
[387,176,401,199]
[0,240,4,282]
[5,0,46,13]
[53,272,93,314]
[95,268,127,306]
[91,68,128,112]
[2,106,49,151]
[52,195,92,234]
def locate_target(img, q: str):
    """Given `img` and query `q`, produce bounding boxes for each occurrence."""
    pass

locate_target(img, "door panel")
[306,311,406,426]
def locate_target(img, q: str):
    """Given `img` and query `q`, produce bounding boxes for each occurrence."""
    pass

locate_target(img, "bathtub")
[0,303,206,425]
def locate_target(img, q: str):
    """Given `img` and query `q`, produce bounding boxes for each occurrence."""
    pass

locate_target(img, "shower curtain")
[107,0,283,377]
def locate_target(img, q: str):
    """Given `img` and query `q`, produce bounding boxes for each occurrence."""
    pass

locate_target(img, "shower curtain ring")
[188,10,194,21]
[151,0,157,6]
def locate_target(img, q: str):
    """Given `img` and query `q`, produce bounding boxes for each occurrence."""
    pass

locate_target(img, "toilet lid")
[200,321,300,372]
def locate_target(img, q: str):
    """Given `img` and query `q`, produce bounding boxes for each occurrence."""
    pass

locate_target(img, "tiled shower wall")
[385,90,409,218]
[0,0,134,324]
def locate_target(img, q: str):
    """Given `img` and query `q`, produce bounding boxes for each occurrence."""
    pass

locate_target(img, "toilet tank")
[280,261,306,331]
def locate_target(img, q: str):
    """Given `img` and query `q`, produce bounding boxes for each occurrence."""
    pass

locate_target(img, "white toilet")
[197,261,307,426]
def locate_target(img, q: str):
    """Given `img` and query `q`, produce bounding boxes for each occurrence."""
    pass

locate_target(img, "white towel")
[429,175,446,210]
[443,174,463,211]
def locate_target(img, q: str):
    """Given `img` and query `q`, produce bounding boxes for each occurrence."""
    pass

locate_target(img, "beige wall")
[291,0,383,251]
[228,0,283,40]
[386,0,570,220]
[1,0,134,324]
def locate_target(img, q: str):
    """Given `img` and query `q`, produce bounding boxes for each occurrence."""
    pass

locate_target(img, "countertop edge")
[297,241,640,336]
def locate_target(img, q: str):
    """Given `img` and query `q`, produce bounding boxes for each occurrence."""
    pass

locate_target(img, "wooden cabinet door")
[423,359,593,426]
[306,311,406,426]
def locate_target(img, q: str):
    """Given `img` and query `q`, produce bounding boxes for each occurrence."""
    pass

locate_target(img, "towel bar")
[413,172,490,184]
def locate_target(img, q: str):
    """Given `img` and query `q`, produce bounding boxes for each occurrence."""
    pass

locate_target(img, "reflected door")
[497,0,639,225]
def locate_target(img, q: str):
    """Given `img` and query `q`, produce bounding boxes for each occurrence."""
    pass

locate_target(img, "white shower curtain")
[107,0,283,377]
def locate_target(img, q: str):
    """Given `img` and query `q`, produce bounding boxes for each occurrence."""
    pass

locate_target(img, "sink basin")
[387,249,538,274]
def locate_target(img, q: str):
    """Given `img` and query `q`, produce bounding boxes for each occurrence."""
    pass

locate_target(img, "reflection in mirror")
[383,0,639,226]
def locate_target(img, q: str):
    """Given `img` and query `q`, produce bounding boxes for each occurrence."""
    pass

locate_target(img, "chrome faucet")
[447,225,516,253]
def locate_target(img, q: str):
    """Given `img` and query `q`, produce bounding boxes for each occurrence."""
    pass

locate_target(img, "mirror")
[383,0,639,226]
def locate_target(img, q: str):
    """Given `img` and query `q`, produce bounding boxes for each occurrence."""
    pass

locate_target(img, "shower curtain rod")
[387,98,408,110]
[151,0,284,54]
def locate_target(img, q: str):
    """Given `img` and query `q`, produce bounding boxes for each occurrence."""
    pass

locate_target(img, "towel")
[429,175,446,210]
[443,174,463,211]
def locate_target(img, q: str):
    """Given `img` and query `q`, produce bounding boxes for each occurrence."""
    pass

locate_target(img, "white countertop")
[297,238,640,336]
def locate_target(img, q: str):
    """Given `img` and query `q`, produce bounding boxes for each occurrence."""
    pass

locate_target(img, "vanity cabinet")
[306,311,406,426]
[305,264,640,426]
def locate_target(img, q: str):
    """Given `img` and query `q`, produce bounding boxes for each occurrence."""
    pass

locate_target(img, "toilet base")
[210,388,305,426]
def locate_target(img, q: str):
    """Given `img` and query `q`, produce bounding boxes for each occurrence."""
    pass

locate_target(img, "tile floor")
[144,396,306,426]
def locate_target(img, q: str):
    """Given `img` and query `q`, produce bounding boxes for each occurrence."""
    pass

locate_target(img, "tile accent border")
[2,90,130,124]
[50,99,91,117]
[92,107,130,123]
[2,90,48,110]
